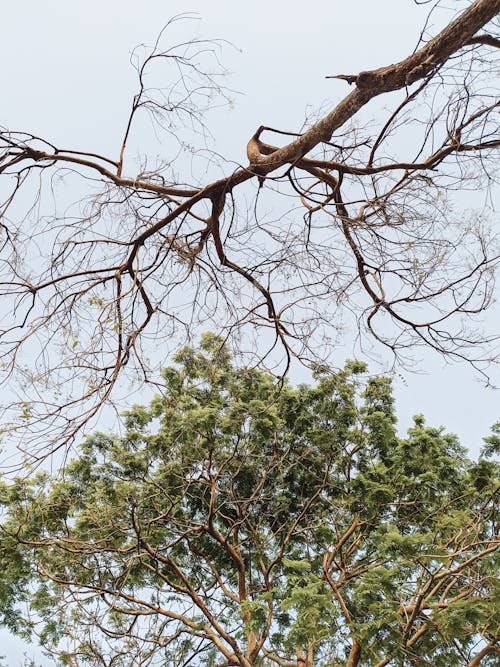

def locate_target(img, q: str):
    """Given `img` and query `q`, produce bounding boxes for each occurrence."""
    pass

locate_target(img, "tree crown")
[1,336,498,666]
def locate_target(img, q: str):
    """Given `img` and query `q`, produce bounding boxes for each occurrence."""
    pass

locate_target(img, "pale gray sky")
[0,1,498,662]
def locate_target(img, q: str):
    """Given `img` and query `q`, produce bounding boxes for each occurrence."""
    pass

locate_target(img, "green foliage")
[0,336,498,666]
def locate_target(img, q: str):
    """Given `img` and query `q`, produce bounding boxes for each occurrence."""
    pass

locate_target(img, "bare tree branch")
[0,0,499,459]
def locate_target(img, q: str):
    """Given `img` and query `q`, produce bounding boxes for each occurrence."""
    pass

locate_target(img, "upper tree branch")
[248,0,500,170]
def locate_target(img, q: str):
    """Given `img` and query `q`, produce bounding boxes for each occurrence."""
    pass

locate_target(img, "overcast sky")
[0,1,498,662]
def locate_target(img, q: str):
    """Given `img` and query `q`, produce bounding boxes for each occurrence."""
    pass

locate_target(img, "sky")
[0,1,498,663]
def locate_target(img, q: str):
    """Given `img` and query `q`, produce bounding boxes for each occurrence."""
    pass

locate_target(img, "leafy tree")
[0,1,499,454]
[1,335,498,666]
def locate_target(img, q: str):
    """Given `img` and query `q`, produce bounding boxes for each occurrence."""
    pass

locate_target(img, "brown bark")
[249,0,500,171]
[346,638,362,667]
[467,642,500,667]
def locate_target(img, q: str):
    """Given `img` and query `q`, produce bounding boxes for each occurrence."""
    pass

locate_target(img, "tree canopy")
[0,0,499,456]
[1,335,498,666]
